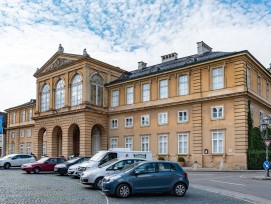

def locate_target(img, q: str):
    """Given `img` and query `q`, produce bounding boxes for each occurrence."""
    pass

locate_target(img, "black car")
[54,156,91,175]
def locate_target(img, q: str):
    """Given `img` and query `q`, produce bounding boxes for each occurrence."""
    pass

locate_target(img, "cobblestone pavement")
[0,168,250,204]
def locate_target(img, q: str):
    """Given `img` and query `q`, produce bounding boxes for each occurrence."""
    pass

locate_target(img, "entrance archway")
[68,124,80,156]
[91,125,101,155]
[52,126,63,156]
[37,128,46,159]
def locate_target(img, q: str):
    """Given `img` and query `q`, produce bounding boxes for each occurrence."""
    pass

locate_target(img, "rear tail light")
[184,172,188,179]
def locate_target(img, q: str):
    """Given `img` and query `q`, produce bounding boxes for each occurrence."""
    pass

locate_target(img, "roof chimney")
[138,61,147,69]
[197,41,212,55]
[161,52,178,63]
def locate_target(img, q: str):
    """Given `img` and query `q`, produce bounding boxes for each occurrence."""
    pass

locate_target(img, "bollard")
[220,160,224,170]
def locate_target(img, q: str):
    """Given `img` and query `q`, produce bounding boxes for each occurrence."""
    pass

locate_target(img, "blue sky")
[0,0,271,111]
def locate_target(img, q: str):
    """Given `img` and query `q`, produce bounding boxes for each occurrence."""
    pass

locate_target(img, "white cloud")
[0,0,271,111]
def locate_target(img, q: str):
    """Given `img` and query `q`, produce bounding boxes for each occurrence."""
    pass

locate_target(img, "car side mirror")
[44,161,48,164]
[134,169,141,175]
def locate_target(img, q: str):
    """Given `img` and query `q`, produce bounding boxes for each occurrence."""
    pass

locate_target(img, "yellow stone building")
[5,42,271,169]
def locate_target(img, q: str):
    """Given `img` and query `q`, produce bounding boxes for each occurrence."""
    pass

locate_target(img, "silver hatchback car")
[80,158,145,189]
[0,154,36,169]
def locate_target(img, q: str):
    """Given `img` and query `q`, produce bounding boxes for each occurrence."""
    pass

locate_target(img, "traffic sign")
[263,161,270,170]
[264,140,271,147]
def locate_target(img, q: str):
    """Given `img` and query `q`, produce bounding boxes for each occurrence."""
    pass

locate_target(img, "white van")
[72,148,152,177]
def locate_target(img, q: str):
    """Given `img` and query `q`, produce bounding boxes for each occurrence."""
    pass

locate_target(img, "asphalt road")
[188,171,271,204]
[0,168,259,204]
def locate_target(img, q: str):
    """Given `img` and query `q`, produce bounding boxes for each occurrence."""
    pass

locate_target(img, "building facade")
[5,42,271,169]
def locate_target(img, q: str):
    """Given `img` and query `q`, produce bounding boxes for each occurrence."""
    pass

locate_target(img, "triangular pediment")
[34,52,83,77]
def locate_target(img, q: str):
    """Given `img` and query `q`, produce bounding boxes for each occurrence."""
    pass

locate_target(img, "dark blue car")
[102,161,189,198]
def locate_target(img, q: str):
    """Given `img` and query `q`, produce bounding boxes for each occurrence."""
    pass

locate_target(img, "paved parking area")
[0,168,250,204]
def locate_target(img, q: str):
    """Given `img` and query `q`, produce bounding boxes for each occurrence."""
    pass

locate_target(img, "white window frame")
[126,86,134,104]
[158,135,168,154]
[178,110,188,123]
[260,111,264,123]
[142,83,150,102]
[178,133,188,154]
[22,110,25,122]
[41,84,50,112]
[258,76,261,95]
[26,143,31,154]
[125,117,133,128]
[250,105,254,118]
[20,143,24,154]
[158,112,168,125]
[10,142,15,154]
[111,138,118,148]
[211,105,224,119]
[20,130,24,138]
[212,67,224,90]
[267,83,269,100]
[71,74,82,106]
[111,90,119,107]
[28,109,32,121]
[55,79,65,109]
[212,131,224,154]
[141,115,150,126]
[141,136,149,151]
[12,113,16,124]
[125,137,133,150]
[43,141,47,155]
[111,119,118,129]
[27,129,31,137]
[179,75,189,96]
[159,79,168,99]
[247,68,251,89]
[11,132,15,139]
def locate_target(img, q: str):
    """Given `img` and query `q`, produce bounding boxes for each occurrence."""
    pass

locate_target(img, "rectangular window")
[112,90,119,107]
[111,138,118,148]
[212,131,224,153]
[178,133,188,154]
[260,111,264,123]
[267,83,269,100]
[125,137,133,150]
[20,143,24,154]
[179,75,189,95]
[141,115,150,126]
[22,110,25,122]
[10,143,15,154]
[159,135,168,154]
[125,117,133,128]
[247,68,251,88]
[212,106,223,119]
[43,142,47,155]
[126,87,134,104]
[159,79,168,99]
[28,109,32,121]
[258,76,261,95]
[27,130,31,137]
[26,143,31,154]
[250,105,254,118]
[12,113,16,124]
[212,67,224,90]
[20,130,24,138]
[111,119,118,129]
[142,83,150,102]
[141,136,149,151]
[11,132,15,139]
[178,110,188,123]
[158,112,168,125]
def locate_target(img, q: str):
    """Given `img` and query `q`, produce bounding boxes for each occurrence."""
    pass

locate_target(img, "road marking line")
[210,180,245,186]
[99,191,109,204]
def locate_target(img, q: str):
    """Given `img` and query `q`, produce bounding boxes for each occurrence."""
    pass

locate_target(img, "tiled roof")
[5,99,36,111]
[107,50,245,85]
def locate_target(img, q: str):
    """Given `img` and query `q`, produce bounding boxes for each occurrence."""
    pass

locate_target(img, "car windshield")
[36,158,48,163]
[89,151,107,162]
[67,158,81,163]
[98,158,119,168]
[120,162,140,172]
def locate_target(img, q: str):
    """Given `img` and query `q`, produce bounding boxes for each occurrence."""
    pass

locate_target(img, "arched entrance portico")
[91,125,101,155]
[37,128,46,159]
[52,126,63,156]
[68,124,80,156]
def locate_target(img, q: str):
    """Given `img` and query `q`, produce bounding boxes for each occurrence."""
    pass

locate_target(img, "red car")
[21,156,66,174]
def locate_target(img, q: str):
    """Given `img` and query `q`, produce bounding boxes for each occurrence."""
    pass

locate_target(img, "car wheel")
[116,184,131,198]
[94,177,103,190]
[33,167,41,174]
[173,183,186,197]
[4,163,11,169]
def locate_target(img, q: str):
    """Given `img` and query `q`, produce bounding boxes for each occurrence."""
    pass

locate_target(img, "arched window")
[91,74,103,106]
[55,80,65,109]
[41,84,50,112]
[71,74,82,106]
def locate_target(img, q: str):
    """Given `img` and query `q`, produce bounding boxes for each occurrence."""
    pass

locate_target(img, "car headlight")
[25,164,32,168]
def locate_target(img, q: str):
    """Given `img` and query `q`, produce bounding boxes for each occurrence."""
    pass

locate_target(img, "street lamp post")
[259,116,271,177]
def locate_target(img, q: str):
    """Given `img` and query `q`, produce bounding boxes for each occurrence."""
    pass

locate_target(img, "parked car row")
[0,149,189,198]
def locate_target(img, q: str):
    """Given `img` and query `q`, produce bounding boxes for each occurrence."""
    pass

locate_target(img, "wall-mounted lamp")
[204,149,208,154]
